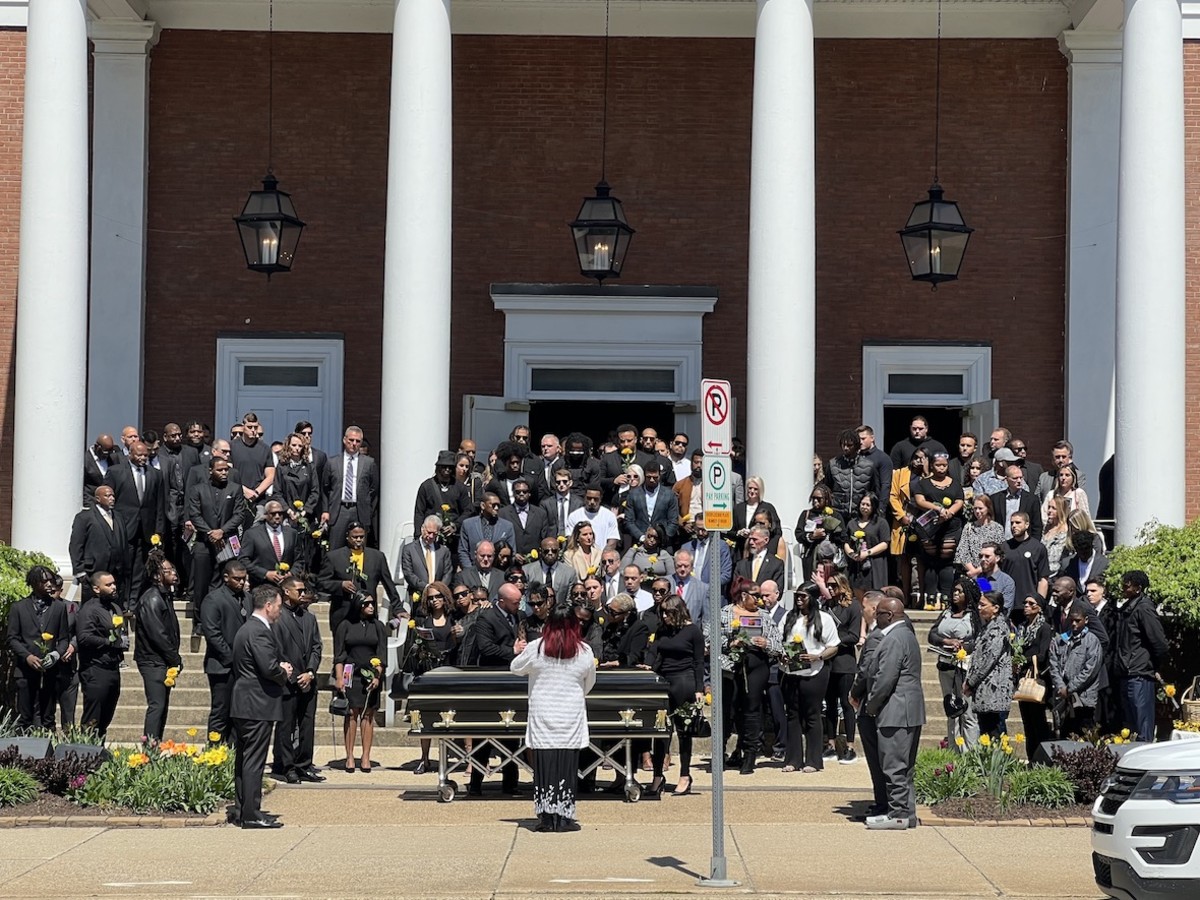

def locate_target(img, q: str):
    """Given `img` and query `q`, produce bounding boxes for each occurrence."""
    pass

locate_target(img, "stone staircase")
[103,605,969,751]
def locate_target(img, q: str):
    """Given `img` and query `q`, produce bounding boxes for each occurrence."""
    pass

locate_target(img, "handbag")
[1013,657,1047,705]
[328,693,350,718]
[678,714,712,738]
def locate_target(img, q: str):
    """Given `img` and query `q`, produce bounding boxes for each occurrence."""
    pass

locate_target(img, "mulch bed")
[931,794,1093,822]
[1,793,206,820]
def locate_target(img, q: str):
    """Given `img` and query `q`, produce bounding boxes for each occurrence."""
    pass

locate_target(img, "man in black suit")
[238,500,298,588]
[104,441,166,608]
[531,434,566,504]
[322,426,380,550]
[561,433,602,498]
[539,469,584,539]
[989,465,1044,541]
[6,566,72,729]
[1057,530,1108,594]
[468,583,526,794]
[635,426,677,488]
[599,424,641,507]
[69,487,127,602]
[75,572,126,738]
[83,434,118,509]
[201,562,249,744]
[401,516,454,597]
[413,451,471,543]
[272,575,324,784]
[317,522,400,634]
[498,477,548,561]
[230,584,293,828]
[187,458,247,626]
[158,423,199,591]
[735,526,786,586]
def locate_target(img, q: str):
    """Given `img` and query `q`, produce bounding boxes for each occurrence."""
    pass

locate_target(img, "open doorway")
[529,401,676,451]
[883,405,963,455]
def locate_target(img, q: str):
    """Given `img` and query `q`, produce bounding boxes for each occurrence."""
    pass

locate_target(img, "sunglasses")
[531,599,551,608]
[652,587,671,595]
[452,590,470,599]
[427,592,445,600]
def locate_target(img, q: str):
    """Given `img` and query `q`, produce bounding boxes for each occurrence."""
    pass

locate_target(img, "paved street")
[0,749,1104,900]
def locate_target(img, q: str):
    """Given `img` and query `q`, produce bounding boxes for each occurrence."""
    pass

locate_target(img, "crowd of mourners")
[4,413,1174,797]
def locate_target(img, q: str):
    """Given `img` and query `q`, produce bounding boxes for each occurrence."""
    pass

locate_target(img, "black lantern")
[899,0,972,288]
[234,173,305,277]
[570,180,635,282]
[899,183,972,286]
[568,0,634,283]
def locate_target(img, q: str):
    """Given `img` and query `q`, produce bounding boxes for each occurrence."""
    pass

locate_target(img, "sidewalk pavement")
[0,747,1104,899]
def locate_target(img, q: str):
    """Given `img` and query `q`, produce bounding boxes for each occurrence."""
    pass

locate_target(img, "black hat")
[435,450,457,468]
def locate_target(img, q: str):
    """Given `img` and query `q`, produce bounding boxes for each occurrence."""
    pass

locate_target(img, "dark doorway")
[530,401,676,452]
[883,405,962,456]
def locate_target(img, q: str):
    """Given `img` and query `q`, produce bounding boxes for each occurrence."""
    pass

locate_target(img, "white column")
[87,20,159,440]
[746,0,815,538]
[1114,0,1185,544]
[1059,30,1121,513]
[12,0,89,569]
[379,0,452,559]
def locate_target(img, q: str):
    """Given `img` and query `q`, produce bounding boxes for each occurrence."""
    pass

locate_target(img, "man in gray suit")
[400,516,454,595]
[522,537,577,600]
[670,550,706,627]
[849,591,887,818]
[863,596,925,830]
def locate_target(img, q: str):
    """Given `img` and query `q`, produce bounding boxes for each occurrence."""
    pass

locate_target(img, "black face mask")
[566,451,586,466]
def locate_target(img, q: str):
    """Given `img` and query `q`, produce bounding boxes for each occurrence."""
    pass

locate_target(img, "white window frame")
[861,343,992,429]
[215,336,344,451]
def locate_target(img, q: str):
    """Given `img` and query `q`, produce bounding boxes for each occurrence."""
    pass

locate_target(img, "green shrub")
[1008,765,1076,809]
[0,766,40,807]
[0,746,106,795]
[915,756,982,805]
[73,741,235,814]
[1107,520,1200,629]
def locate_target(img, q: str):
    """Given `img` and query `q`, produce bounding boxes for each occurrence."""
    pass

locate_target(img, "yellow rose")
[598,616,606,626]
[1120,728,1131,739]
[704,692,713,705]
[1166,684,1177,698]
[621,448,633,457]
[441,504,450,512]
[823,506,833,515]
[979,734,991,747]
[528,549,539,560]
[648,634,656,643]
[370,657,381,667]
[412,591,420,602]
[955,736,965,747]
[208,731,221,743]
[41,632,54,642]
[557,536,567,544]
[955,648,967,661]
[853,530,865,539]
[1009,633,1016,641]
[731,618,741,629]
[187,727,198,738]
[648,555,658,564]
[150,533,161,546]
[1112,736,1124,744]
[587,566,597,576]
[312,530,323,538]
[792,634,803,644]
[408,620,416,630]
[594,656,600,667]
[111,615,124,628]
[277,562,290,572]
[293,500,304,509]
[942,497,952,507]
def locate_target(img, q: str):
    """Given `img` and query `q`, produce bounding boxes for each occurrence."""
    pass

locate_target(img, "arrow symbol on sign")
[706,441,723,451]
[711,502,728,509]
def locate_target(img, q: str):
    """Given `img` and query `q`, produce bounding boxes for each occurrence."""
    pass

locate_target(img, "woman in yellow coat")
[888,448,929,605]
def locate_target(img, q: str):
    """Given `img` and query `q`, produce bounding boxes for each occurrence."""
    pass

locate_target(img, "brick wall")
[0,29,24,542]
[1186,44,1200,521]
[141,34,1069,489]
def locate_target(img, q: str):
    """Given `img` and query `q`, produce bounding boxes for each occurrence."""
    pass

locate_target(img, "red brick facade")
[0,29,24,543]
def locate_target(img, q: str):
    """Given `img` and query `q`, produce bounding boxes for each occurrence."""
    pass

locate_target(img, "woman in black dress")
[794,484,845,580]
[913,452,965,602]
[841,492,890,595]
[412,581,457,774]
[642,595,706,796]
[334,592,387,773]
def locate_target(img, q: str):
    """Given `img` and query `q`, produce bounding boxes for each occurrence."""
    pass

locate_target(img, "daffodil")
[557,536,567,544]
[587,566,597,575]
[312,530,322,538]
[1013,733,1025,744]
[1112,736,1124,744]
[1003,746,1013,755]
[955,736,965,747]
[979,734,991,747]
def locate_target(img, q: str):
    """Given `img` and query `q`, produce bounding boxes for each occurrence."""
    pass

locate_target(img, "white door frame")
[861,343,993,435]
[215,336,344,452]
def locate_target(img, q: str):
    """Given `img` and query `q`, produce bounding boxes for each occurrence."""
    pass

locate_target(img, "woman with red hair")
[511,603,597,832]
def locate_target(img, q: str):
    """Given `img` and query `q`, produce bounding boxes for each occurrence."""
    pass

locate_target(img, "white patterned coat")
[511,639,597,749]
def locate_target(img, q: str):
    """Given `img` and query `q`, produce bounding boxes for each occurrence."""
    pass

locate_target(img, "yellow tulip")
[187,727,198,737]
[587,566,597,575]
[853,530,865,539]
[1120,728,1131,739]
[1112,736,1124,744]
[647,555,658,564]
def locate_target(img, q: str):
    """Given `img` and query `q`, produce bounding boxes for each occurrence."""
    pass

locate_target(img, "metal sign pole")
[699,528,738,887]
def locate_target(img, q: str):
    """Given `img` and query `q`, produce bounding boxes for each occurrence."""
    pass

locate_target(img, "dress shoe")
[296,770,326,783]
[414,760,429,775]
[241,817,283,829]
[467,784,483,797]
[739,758,756,775]
[723,753,743,769]
[864,816,907,830]
[285,771,301,785]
